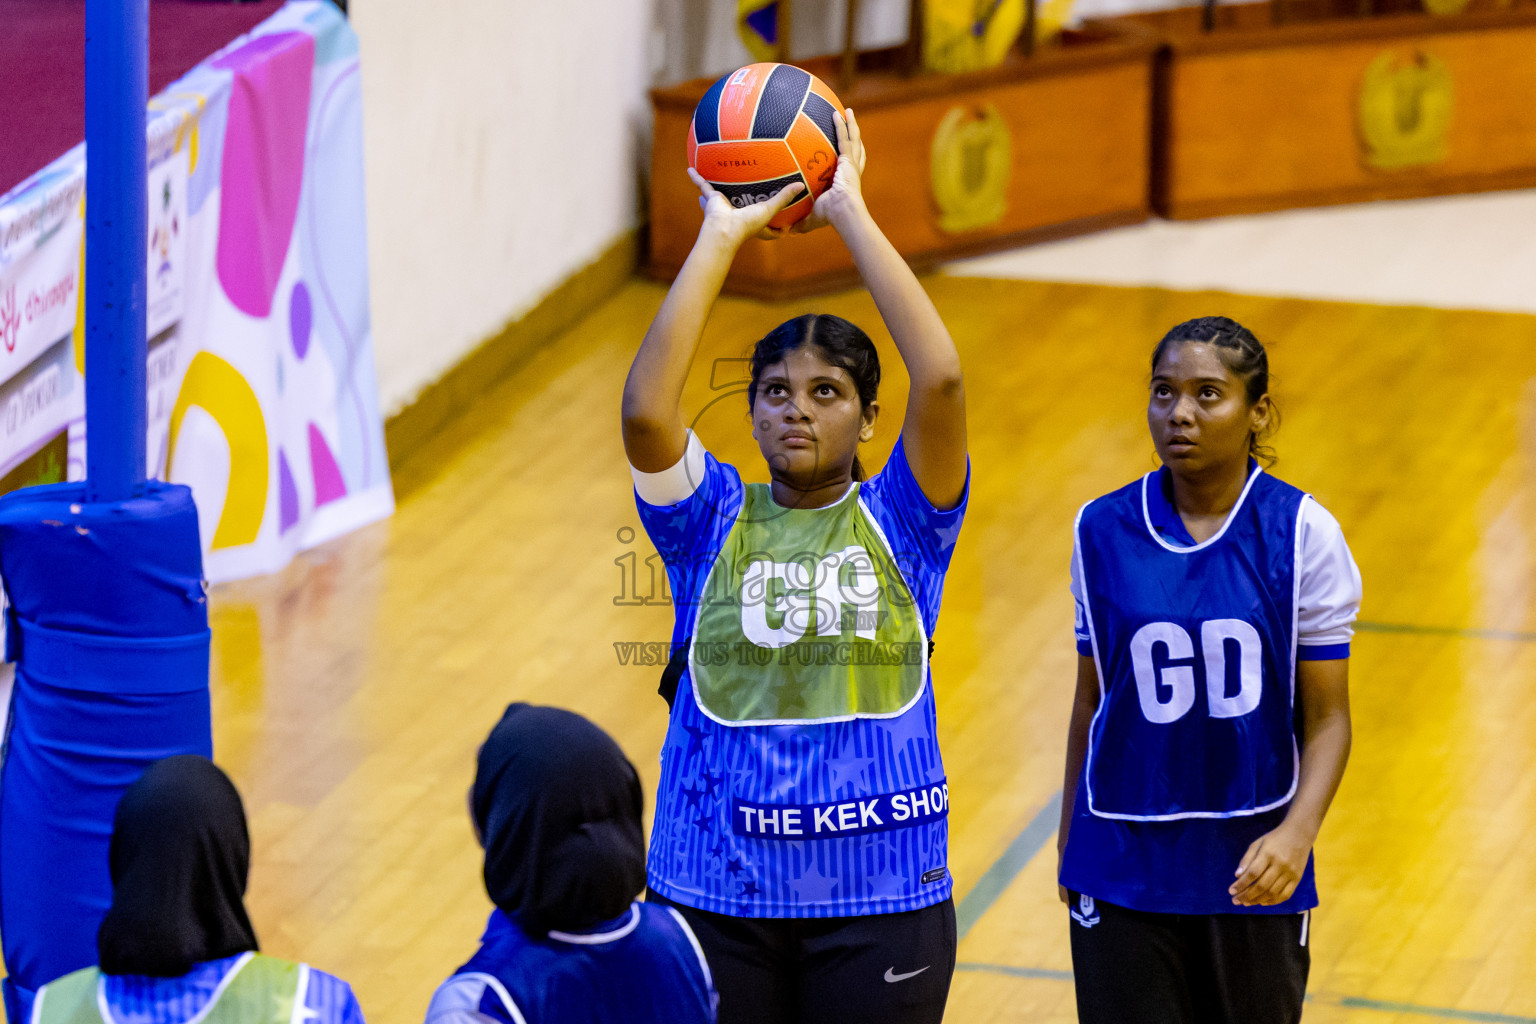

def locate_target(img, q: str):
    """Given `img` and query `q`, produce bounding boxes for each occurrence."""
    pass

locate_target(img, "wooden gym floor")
[208,274,1536,1023]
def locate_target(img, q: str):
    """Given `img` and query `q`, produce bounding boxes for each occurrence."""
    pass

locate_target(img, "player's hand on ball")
[794,108,868,234]
[1230,824,1312,906]
[689,168,805,243]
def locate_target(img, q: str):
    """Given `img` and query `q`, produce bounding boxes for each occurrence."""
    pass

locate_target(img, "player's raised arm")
[621,172,803,473]
[798,109,968,510]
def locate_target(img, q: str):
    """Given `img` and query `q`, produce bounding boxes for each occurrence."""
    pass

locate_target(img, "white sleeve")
[630,430,709,507]
[1070,527,1091,649]
[1070,533,1084,605]
[1296,498,1363,648]
[424,975,527,1024]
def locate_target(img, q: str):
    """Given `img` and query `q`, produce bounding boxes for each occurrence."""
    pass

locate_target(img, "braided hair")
[1151,316,1279,464]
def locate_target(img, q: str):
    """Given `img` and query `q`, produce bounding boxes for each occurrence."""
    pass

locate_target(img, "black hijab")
[472,704,646,935]
[97,755,259,976]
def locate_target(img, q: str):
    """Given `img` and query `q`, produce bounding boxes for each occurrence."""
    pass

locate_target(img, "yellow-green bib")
[690,483,927,724]
[34,954,303,1024]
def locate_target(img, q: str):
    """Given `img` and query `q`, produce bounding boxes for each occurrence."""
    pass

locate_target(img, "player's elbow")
[621,400,687,468]
[1302,698,1351,760]
[915,367,965,406]
[620,382,669,437]
[621,411,670,452]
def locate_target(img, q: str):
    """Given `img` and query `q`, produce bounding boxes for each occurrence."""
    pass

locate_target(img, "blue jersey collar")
[547,904,641,945]
[483,904,642,948]
[1147,460,1260,549]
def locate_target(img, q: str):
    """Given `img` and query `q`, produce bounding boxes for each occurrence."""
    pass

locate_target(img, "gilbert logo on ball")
[689,63,843,229]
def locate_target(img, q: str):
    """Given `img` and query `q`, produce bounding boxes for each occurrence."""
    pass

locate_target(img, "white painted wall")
[352,0,655,416]
[948,188,1536,314]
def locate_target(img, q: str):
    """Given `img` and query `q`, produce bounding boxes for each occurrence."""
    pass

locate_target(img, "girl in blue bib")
[425,704,717,1024]
[621,109,968,1024]
[1057,317,1361,1024]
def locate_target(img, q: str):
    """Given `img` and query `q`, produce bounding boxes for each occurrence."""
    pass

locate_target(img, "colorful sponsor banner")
[0,1,391,582]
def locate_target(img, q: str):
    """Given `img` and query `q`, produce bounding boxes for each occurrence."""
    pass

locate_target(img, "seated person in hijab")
[30,755,364,1024]
[425,703,717,1024]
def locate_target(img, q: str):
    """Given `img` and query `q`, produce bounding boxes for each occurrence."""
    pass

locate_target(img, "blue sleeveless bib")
[1076,468,1304,820]
[453,904,714,1024]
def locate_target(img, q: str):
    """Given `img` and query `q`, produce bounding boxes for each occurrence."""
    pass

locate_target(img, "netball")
[687,62,843,229]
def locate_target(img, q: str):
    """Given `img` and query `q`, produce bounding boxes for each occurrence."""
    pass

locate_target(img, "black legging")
[648,889,956,1024]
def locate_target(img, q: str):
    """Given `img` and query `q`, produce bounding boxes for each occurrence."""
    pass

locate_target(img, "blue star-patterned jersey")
[636,438,967,918]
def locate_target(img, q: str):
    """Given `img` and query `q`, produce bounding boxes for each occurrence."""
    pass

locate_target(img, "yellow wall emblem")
[1359,51,1454,171]
[921,0,1077,73]
[923,0,1027,73]
[931,104,1012,234]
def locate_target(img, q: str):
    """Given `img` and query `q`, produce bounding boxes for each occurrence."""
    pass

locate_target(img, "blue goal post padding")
[0,481,211,1023]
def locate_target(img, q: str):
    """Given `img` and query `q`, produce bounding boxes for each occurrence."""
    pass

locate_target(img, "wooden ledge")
[1094,0,1536,54]
[650,32,1160,114]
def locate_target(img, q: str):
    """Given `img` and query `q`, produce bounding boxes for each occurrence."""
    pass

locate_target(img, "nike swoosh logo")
[884,966,930,983]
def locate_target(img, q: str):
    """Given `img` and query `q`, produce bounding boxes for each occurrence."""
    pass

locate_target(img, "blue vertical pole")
[84,0,148,500]
[0,6,212,1019]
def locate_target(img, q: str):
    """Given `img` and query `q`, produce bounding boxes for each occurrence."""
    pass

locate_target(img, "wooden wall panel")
[1133,5,1536,217]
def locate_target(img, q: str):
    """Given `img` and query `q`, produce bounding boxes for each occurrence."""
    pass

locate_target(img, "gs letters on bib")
[1076,470,1306,821]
